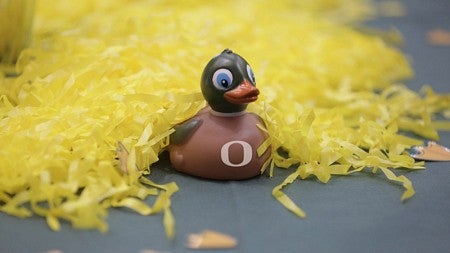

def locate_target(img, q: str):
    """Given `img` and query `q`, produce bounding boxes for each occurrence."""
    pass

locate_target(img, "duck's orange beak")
[224,80,259,105]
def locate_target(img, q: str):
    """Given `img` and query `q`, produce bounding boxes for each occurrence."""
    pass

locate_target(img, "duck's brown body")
[169,107,270,180]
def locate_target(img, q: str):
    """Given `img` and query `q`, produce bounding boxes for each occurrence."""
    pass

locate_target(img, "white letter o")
[220,141,253,167]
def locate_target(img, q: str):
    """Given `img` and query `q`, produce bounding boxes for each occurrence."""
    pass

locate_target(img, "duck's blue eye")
[212,68,233,90]
[246,64,256,84]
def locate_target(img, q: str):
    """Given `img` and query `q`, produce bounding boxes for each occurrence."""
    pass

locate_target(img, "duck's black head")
[201,49,259,114]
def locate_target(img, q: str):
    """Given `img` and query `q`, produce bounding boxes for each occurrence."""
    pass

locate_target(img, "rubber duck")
[168,49,271,180]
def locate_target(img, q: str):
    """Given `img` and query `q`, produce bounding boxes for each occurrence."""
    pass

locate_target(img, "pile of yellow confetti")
[1,0,449,237]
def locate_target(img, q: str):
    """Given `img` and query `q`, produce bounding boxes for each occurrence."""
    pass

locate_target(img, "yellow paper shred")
[1,0,450,237]
[272,167,306,218]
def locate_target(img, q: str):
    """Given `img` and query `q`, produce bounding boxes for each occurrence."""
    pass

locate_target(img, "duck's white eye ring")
[212,68,233,90]
[246,65,256,84]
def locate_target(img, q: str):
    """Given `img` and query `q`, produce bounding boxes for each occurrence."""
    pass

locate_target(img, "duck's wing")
[170,118,203,145]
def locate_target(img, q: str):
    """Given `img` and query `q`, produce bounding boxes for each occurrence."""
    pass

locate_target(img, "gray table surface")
[1,0,450,252]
